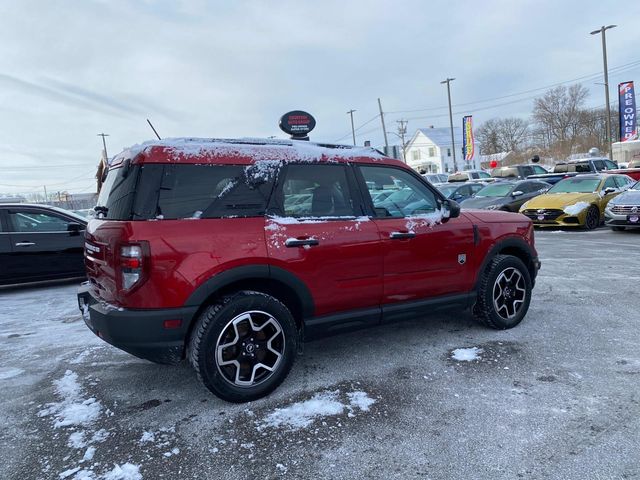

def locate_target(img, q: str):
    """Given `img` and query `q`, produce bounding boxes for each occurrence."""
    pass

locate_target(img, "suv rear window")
[97,162,277,220]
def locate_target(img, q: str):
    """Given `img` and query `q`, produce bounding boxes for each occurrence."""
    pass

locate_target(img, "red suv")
[78,138,540,402]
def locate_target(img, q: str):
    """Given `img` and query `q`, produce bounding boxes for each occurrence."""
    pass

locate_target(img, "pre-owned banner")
[462,115,475,160]
[619,82,638,142]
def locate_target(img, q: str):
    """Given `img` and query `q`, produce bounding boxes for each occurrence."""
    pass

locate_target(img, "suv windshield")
[548,178,601,193]
[475,184,513,197]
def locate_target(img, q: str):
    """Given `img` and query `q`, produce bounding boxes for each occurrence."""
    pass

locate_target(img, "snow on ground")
[451,347,483,362]
[259,389,376,430]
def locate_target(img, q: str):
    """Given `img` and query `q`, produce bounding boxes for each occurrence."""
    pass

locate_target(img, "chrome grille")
[522,209,564,221]
[611,205,640,214]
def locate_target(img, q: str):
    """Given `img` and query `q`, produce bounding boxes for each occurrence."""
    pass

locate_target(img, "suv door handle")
[15,241,36,247]
[389,231,416,240]
[285,238,320,248]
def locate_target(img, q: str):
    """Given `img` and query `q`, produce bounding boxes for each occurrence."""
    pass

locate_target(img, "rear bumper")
[77,283,198,365]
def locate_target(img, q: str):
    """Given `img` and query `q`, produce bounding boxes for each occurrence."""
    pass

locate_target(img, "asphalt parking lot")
[1,228,639,480]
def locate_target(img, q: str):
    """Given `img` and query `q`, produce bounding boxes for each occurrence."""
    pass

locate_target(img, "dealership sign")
[462,115,475,161]
[619,82,638,142]
[279,110,316,140]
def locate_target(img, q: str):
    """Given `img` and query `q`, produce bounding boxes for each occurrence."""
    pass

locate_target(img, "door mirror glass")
[67,222,84,233]
[603,187,616,194]
[444,199,461,219]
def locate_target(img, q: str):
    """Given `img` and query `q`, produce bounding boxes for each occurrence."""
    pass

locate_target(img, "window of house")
[447,148,451,157]
[412,150,421,161]
[428,147,435,157]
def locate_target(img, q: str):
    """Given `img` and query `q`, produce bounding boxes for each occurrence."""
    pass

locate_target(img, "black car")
[436,182,486,203]
[0,204,87,286]
[460,180,551,212]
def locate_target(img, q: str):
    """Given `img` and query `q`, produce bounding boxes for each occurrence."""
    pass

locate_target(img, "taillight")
[119,243,148,291]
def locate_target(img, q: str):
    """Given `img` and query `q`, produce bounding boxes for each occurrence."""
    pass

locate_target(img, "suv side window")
[593,160,605,171]
[521,166,534,177]
[604,160,618,170]
[277,164,357,217]
[614,175,631,189]
[8,209,71,232]
[531,165,547,175]
[360,165,438,218]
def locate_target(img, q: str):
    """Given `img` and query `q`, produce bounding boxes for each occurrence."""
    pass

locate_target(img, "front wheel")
[474,254,532,329]
[188,291,298,403]
[584,205,600,230]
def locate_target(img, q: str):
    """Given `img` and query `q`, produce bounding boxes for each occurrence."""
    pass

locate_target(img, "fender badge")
[458,254,466,265]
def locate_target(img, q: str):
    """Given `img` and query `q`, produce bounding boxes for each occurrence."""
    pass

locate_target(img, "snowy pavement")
[1,228,640,479]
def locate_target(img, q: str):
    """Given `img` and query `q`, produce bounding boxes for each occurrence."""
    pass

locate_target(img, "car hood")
[522,192,597,210]
[609,190,640,205]
[460,196,508,209]
[462,210,528,224]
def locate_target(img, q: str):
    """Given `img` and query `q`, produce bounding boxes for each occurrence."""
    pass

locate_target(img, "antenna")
[146,119,162,140]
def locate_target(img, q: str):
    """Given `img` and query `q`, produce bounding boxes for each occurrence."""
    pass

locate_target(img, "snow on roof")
[111,137,385,165]
[415,127,463,147]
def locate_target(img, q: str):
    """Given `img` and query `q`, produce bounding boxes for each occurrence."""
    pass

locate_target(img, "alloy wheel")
[492,267,526,320]
[215,310,285,387]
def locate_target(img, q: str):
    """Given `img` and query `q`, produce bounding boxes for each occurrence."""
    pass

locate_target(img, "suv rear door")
[356,164,475,312]
[265,163,383,321]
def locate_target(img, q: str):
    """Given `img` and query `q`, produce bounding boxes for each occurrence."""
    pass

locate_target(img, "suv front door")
[357,165,475,312]
[265,163,383,324]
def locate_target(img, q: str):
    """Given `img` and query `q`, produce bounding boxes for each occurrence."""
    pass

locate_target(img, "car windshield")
[437,185,459,198]
[632,181,640,191]
[475,184,513,197]
[477,171,491,179]
[548,178,601,193]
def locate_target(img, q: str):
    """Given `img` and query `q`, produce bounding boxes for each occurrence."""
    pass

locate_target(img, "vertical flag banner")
[462,115,475,161]
[619,82,638,142]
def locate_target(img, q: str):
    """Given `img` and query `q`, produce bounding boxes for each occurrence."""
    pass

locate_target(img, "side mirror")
[443,199,461,220]
[67,222,84,235]
[512,190,524,197]
[603,187,616,194]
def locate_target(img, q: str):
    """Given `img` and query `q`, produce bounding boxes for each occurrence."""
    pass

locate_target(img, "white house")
[405,127,480,173]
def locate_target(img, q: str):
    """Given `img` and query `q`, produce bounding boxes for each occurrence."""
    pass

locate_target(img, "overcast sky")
[1,0,639,194]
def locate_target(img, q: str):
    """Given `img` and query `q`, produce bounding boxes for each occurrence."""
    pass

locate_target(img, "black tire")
[188,291,297,403]
[611,226,626,232]
[584,205,600,230]
[474,254,532,329]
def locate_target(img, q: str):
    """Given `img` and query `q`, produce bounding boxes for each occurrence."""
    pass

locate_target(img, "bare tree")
[532,84,589,158]
[476,117,529,154]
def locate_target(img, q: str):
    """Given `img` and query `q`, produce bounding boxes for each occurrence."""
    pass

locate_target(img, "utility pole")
[97,133,110,160]
[347,110,357,146]
[397,119,408,163]
[590,25,616,157]
[43,185,48,203]
[440,78,458,172]
[378,98,389,151]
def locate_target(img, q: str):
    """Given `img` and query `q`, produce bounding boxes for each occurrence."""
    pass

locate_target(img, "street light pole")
[347,109,357,146]
[97,133,110,160]
[440,78,458,172]
[590,25,616,157]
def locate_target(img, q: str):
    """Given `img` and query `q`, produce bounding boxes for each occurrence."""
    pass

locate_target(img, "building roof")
[415,127,463,147]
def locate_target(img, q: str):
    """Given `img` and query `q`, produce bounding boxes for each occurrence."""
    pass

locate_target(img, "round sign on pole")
[489,160,498,169]
[279,111,316,140]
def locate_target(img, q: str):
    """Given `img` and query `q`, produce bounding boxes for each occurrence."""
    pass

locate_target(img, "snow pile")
[102,463,142,480]
[259,390,376,430]
[39,371,102,428]
[451,347,483,362]
[563,202,590,215]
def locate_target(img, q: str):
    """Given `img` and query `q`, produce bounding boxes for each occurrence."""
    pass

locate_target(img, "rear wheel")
[188,291,297,403]
[584,205,600,230]
[474,254,532,329]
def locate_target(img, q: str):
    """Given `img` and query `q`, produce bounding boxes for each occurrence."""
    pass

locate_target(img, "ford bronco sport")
[77,138,540,403]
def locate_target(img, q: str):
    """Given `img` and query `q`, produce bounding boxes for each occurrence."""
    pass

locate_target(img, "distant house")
[405,127,479,173]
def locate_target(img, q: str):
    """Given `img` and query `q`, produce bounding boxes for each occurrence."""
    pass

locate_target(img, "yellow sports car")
[519,174,635,229]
